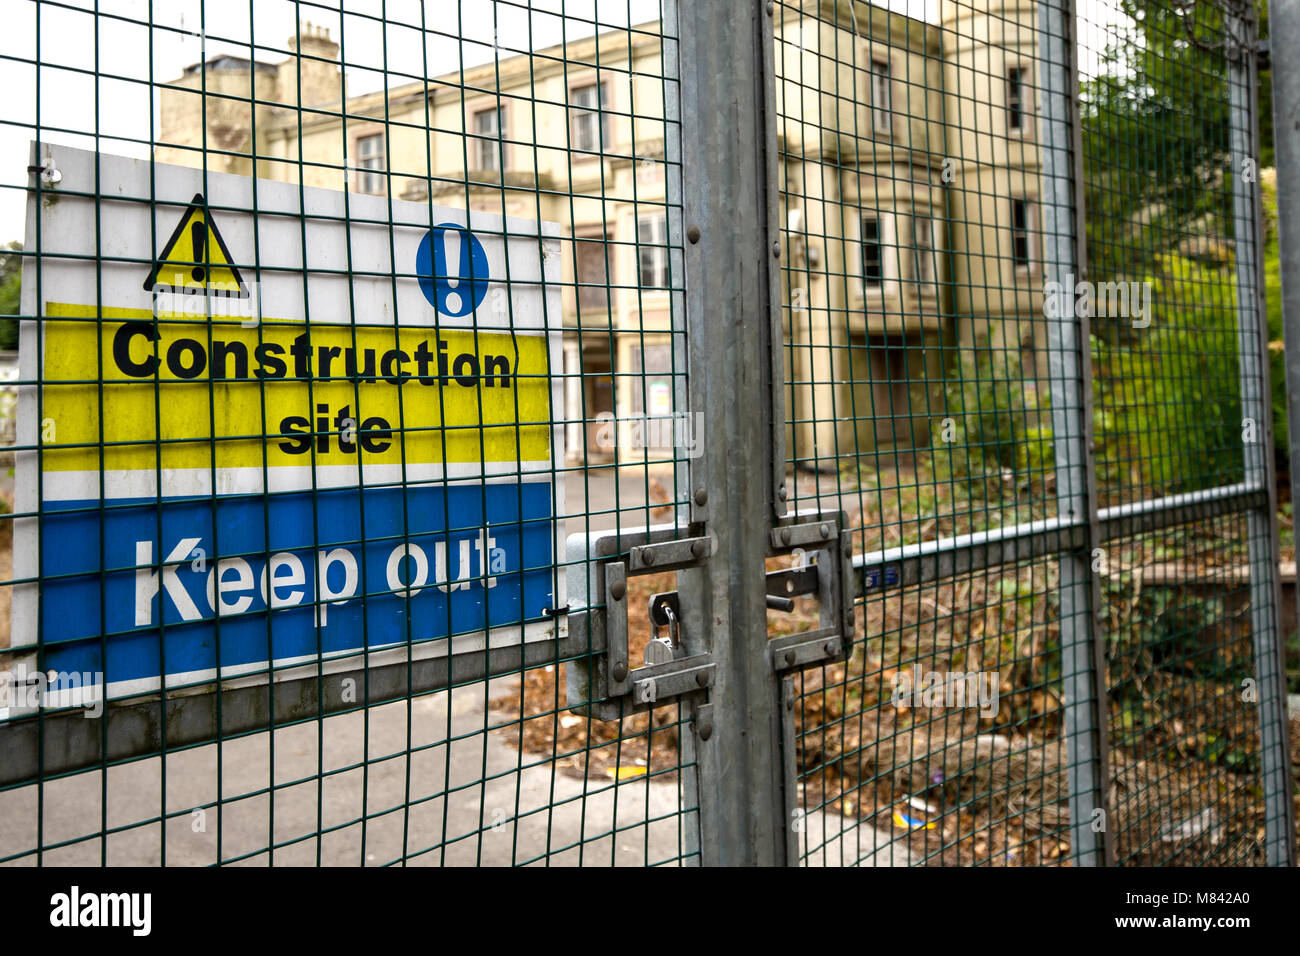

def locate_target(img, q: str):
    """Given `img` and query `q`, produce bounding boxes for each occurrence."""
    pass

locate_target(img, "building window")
[870,59,892,135]
[571,82,609,153]
[1007,66,1026,132]
[638,215,668,288]
[356,133,384,195]
[861,217,883,287]
[913,214,937,287]
[629,343,674,419]
[473,105,505,173]
[1011,198,1034,269]
[575,234,610,312]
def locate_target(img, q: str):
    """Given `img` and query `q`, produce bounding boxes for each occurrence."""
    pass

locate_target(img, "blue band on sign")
[38,481,554,688]
[416,223,492,316]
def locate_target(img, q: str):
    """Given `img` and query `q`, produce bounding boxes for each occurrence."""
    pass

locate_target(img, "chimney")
[280,21,341,108]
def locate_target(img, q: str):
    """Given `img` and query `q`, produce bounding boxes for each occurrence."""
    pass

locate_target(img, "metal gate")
[0,0,1292,866]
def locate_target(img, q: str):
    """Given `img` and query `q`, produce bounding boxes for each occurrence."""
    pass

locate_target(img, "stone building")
[157,0,1042,467]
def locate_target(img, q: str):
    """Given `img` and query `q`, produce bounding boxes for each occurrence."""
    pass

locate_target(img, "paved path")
[0,677,907,866]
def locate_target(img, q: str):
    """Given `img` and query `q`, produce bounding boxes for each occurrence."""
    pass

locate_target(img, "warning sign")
[141,193,250,297]
[12,144,564,705]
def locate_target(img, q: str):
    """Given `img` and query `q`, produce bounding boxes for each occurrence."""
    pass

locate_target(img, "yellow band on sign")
[40,302,552,473]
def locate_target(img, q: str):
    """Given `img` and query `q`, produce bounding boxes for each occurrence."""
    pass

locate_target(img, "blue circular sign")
[416,223,491,316]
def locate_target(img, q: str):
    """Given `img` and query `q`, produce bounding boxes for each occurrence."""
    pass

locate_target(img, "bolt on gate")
[0,0,1293,867]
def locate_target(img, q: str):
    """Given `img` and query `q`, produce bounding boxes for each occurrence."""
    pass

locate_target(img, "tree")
[1080,0,1271,292]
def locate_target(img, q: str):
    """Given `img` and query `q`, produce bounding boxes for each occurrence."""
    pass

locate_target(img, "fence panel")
[773,0,1293,866]
[0,0,1291,868]
[1078,0,1293,865]
[0,0,701,866]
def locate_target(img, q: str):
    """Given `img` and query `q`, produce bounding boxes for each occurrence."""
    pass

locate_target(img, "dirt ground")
[489,544,1299,866]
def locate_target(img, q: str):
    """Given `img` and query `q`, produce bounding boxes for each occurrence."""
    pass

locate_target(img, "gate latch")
[564,527,715,721]
[765,512,856,673]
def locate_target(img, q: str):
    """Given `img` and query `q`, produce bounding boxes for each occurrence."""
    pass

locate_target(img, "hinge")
[564,526,715,720]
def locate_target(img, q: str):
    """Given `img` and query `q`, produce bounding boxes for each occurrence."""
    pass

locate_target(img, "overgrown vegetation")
[1091,253,1244,496]
[932,0,1289,504]
[0,241,20,350]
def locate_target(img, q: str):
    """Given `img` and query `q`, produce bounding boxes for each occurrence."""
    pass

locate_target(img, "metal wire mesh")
[0,0,699,867]
[775,0,1291,866]
[0,0,1290,869]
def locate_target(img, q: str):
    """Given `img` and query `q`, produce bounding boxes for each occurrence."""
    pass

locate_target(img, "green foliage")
[0,240,21,349]
[1075,1,1285,478]
[932,349,1048,506]
[939,254,1243,500]
[1092,254,1243,493]
[1081,1,1271,287]
[1015,423,1055,478]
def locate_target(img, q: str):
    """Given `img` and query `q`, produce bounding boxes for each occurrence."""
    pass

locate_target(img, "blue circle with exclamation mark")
[417,224,492,316]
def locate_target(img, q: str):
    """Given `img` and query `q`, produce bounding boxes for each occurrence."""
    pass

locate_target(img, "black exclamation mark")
[191,220,207,282]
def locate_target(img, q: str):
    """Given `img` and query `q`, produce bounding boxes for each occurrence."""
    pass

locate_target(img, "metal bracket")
[766,513,855,673]
[564,527,715,720]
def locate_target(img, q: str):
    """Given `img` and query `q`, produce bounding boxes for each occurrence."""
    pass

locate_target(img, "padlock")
[662,603,681,647]
[644,622,674,665]
[644,600,679,664]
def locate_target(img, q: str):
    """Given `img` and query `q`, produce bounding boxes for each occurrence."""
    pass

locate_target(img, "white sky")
[0,0,1132,245]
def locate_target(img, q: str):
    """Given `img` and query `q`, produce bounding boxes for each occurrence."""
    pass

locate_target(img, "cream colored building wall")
[158,64,279,178]
[774,0,953,457]
[940,0,1042,350]
[774,1,945,168]
[155,6,1042,460]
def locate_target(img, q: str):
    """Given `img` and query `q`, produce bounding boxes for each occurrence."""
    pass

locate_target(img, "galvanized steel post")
[1262,0,1300,868]
[678,0,790,865]
[1038,0,1111,866]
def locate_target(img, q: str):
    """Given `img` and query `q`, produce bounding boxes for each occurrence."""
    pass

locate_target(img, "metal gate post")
[678,0,789,865]
[1255,0,1300,869]
[1272,0,1300,515]
[1038,0,1112,866]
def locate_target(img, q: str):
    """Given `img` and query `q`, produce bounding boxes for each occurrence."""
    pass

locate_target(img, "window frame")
[861,215,883,288]
[570,80,609,154]
[355,132,385,195]
[1010,197,1038,274]
[870,57,893,137]
[637,214,669,290]
[912,212,938,291]
[574,230,613,313]
[1007,64,1027,135]
[473,104,506,173]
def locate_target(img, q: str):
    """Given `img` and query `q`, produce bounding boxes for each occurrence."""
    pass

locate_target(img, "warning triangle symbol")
[143,193,249,297]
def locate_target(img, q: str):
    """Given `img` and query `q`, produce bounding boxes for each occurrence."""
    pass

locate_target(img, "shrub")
[1091,254,1243,494]
[932,348,1042,507]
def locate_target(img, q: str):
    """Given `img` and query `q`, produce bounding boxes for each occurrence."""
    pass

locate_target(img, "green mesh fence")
[0,0,1291,868]
[774,0,1292,866]
[0,0,699,867]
